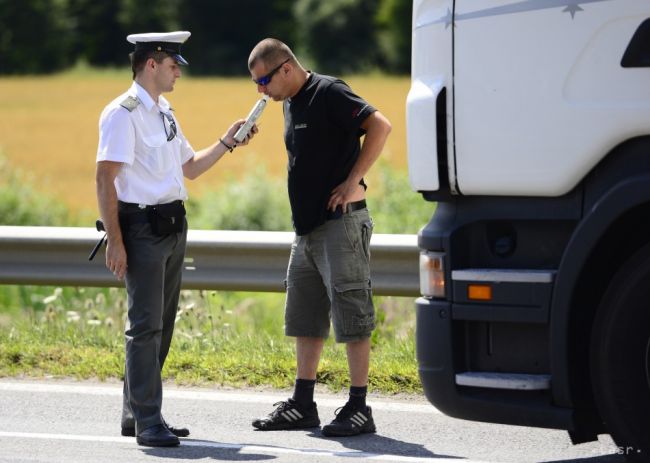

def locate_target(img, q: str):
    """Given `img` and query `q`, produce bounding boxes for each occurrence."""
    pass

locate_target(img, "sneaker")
[321,403,376,437]
[252,399,320,430]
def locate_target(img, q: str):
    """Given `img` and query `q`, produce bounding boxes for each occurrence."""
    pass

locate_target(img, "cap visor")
[173,54,189,66]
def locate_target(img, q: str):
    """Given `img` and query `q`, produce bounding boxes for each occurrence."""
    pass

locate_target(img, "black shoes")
[321,403,376,437]
[135,424,180,447]
[164,423,190,438]
[121,421,190,438]
[252,399,321,430]
[253,399,376,436]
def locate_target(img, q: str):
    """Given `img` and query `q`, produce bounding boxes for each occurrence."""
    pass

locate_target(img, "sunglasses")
[253,58,291,86]
[160,111,177,142]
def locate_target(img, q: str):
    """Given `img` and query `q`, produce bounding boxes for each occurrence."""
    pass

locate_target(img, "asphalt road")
[0,379,628,463]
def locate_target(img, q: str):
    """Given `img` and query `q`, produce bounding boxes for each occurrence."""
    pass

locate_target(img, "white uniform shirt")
[96,82,195,205]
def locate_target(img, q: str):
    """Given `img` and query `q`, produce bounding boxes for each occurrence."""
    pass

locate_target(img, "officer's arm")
[183,119,257,180]
[182,138,232,180]
[96,161,127,280]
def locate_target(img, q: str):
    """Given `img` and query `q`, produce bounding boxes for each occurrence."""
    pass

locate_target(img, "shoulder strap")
[119,96,140,112]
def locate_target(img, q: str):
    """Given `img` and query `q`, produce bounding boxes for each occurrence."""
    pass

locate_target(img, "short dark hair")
[129,50,169,79]
[248,38,297,71]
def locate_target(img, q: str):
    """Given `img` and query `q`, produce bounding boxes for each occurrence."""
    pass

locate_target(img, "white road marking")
[0,381,440,414]
[0,431,495,463]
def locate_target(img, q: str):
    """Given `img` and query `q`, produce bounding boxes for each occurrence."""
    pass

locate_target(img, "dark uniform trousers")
[119,217,187,434]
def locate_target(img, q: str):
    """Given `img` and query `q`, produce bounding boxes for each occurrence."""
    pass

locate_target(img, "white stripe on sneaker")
[287,409,300,420]
[281,412,295,422]
[350,413,366,426]
[290,408,304,419]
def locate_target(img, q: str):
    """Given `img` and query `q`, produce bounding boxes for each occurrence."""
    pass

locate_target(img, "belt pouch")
[148,202,185,235]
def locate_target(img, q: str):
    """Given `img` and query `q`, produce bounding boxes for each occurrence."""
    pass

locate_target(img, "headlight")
[419,251,446,298]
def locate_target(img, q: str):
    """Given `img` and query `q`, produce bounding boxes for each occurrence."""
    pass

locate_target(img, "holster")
[147,201,185,235]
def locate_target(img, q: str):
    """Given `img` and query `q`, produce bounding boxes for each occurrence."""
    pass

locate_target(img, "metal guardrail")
[0,226,419,296]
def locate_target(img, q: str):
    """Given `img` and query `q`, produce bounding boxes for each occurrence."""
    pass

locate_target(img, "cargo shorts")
[284,208,375,343]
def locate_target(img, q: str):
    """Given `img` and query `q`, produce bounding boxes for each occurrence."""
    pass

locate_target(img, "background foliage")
[0,153,433,234]
[0,0,412,75]
[0,156,74,226]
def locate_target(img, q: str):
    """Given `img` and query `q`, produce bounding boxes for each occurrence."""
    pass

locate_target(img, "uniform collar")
[129,81,172,112]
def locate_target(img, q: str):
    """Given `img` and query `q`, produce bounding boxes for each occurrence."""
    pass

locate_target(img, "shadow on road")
[140,430,459,461]
[142,441,276,461]
[306,430,460,460]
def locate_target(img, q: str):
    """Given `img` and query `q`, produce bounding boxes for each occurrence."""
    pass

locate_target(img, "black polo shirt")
[283,73,376,235]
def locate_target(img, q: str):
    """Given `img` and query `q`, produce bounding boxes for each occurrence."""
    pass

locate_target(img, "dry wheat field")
[0,71,409,215]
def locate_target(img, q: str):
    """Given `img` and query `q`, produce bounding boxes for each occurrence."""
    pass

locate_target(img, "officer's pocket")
[141,133,170,173]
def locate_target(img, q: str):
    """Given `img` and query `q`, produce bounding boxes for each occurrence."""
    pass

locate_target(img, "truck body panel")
[408,0,650,454]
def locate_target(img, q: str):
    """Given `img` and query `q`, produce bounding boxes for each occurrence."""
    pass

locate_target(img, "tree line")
[0,0,411,76]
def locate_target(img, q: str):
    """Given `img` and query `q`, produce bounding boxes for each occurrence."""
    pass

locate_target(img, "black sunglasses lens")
[254,58,289,86]
[256,76,271,86]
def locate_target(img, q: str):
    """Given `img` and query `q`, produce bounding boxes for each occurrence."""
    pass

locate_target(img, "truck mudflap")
[416,296,575,430]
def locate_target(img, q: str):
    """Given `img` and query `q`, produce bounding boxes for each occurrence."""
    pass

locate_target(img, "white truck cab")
[407,0,650,458]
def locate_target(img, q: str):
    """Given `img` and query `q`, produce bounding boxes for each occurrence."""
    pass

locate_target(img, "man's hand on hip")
[328,180,364,212]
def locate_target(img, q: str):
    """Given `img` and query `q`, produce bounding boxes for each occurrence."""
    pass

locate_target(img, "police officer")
[96,31,256,447]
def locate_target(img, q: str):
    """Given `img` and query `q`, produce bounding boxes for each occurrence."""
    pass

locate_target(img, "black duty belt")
[326,199,367,220]
[88,200,185,260]
[118,200,185,227]
[118,200,184,213]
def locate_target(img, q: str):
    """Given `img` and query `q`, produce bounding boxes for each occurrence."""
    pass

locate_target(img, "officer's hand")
[106,239,127,281]
[223,119,259,148]
[238,122,259,146]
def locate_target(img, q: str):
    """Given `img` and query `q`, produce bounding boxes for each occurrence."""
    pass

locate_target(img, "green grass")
[0,287,420,393]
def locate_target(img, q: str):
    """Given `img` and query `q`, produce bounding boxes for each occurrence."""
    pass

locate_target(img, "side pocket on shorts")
[361,218,374,260]
[333,280,375,338]
[341,214,359,251]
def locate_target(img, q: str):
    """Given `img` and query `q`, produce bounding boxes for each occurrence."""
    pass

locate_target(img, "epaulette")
[119,96,140,112]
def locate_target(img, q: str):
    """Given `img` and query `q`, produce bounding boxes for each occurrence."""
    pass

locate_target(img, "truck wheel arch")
[551,166,650,412]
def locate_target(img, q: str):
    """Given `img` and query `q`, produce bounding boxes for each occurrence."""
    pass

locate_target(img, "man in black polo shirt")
[247,38,391,437]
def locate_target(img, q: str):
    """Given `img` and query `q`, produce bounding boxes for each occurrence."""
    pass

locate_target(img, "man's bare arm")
[328,111,392,211]
[96,161,127,280]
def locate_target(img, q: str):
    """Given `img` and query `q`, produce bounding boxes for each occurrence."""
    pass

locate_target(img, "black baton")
[88,219,106,261]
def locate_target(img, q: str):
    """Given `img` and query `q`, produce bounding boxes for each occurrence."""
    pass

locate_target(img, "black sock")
[292,378,316,407]
[348,385,368,409]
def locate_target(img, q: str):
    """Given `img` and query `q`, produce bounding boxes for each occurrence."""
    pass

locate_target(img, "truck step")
[455,372,551,390]
[451,269,556,283]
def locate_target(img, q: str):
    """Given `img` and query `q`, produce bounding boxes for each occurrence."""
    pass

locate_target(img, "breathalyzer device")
[234,96,268,143]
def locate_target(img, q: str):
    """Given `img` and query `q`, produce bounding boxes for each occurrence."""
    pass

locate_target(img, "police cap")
[126,31,191,65]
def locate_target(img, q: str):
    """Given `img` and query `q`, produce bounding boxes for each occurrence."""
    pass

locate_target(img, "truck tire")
[590,243,650,461]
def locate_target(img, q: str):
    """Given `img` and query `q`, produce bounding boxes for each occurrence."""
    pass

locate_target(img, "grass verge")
[0,288,420,394]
